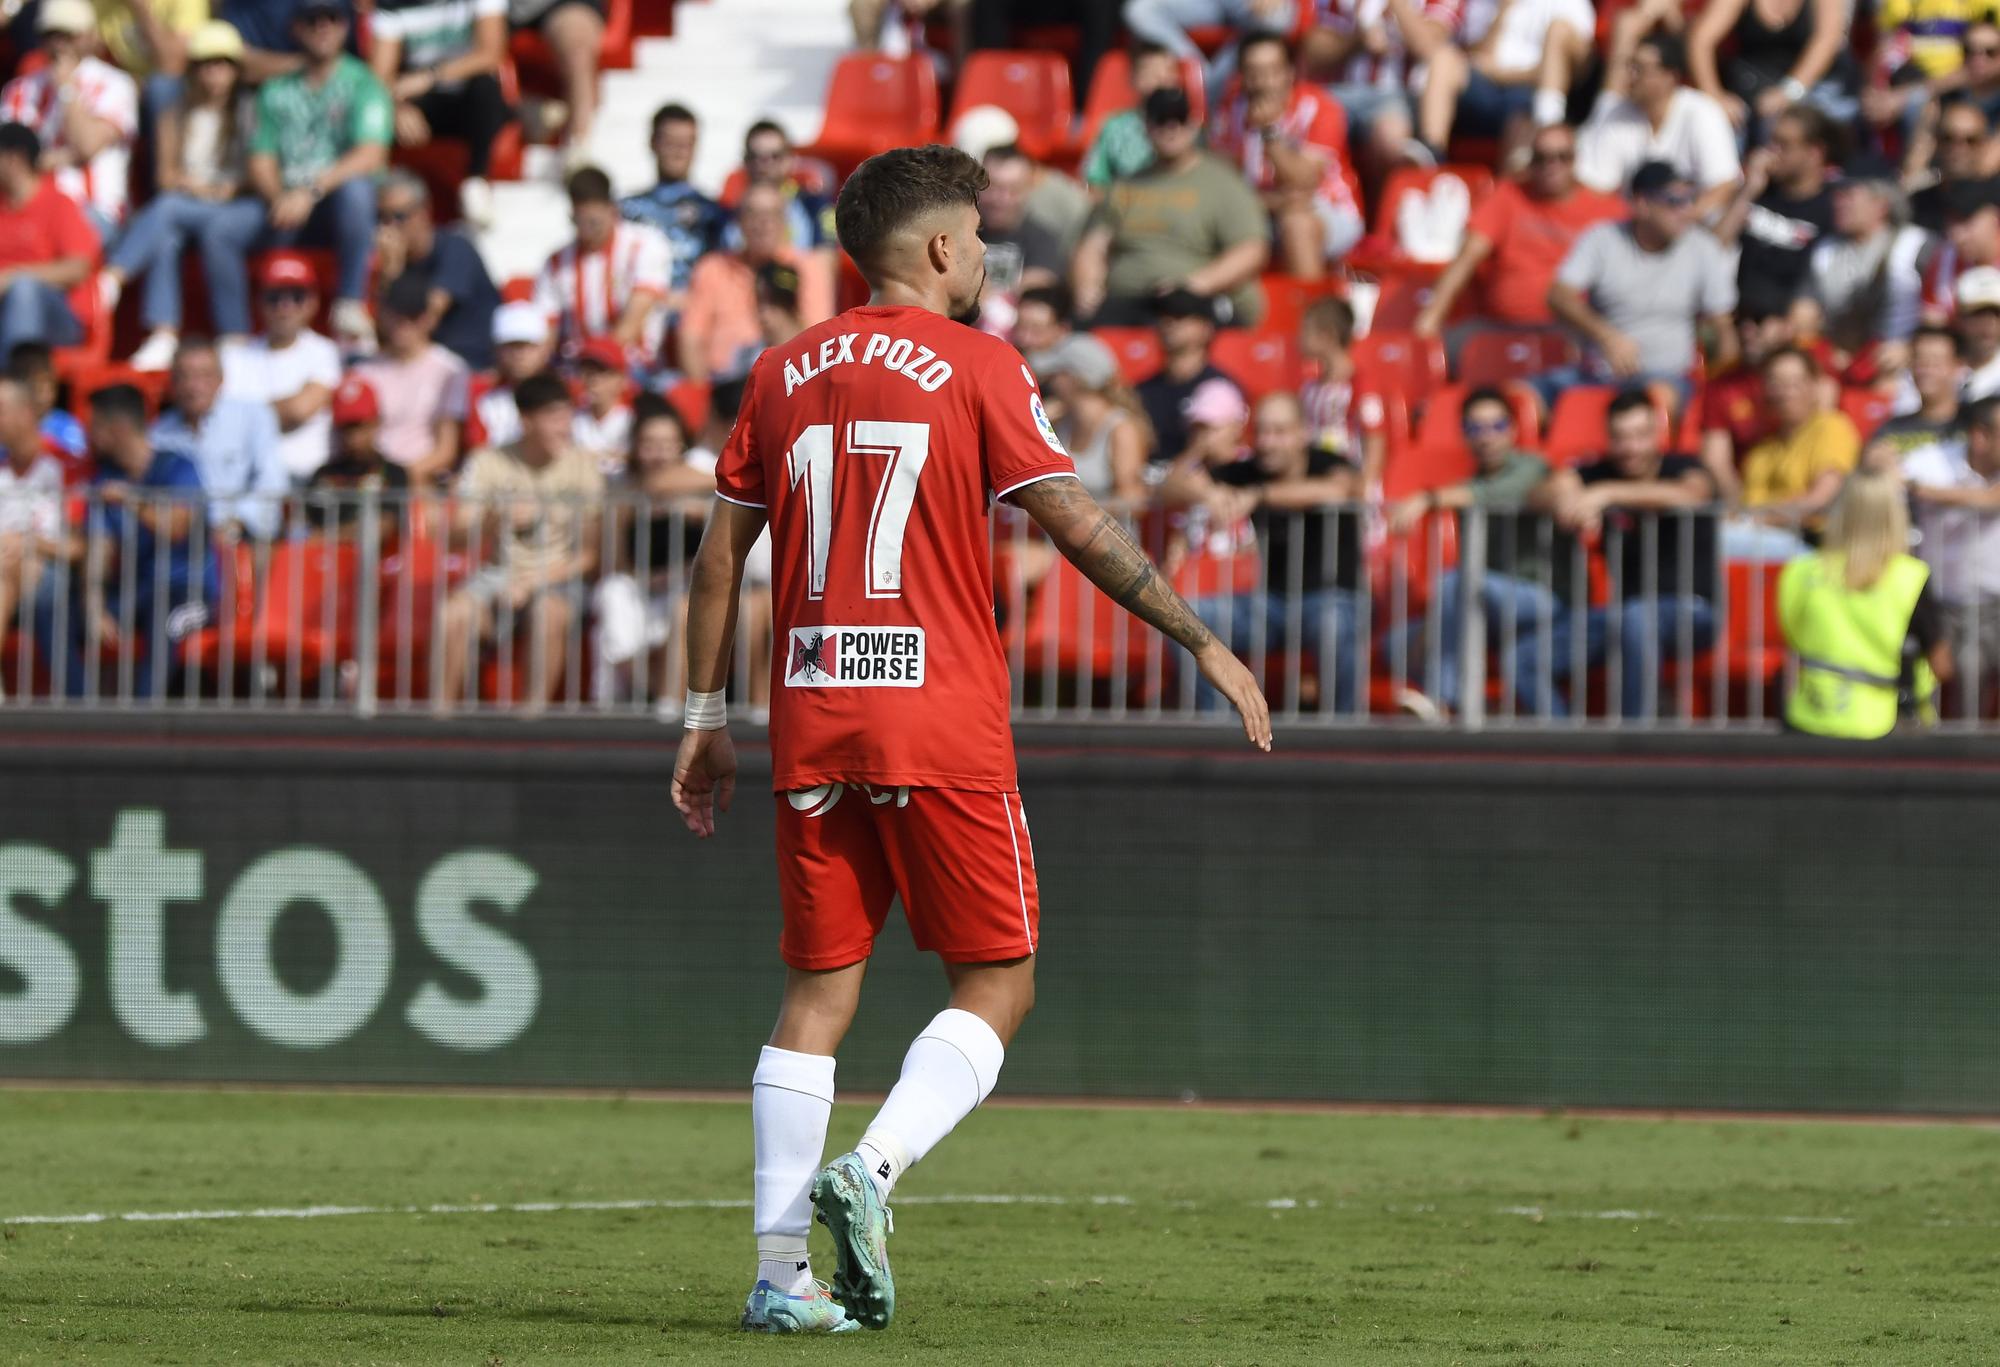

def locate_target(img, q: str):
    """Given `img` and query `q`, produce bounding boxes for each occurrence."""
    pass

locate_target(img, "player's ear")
[926,229,952,278]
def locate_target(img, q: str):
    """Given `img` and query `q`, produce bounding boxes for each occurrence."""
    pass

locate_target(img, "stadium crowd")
[0,0,1998,724]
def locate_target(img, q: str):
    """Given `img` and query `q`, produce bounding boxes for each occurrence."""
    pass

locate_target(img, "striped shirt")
[1210,84,1362,217]
[534,222,673,363]
[0,56,138,225]
[1316,0,1464,90]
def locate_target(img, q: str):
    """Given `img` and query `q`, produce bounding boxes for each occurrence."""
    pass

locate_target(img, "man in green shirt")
[1080,42,1181,190]
[246,0,392,352]
[1386,387,1560,717]
[1071,88,1269,327]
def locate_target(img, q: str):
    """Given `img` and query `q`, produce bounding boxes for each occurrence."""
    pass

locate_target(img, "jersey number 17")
[787,420,932,602]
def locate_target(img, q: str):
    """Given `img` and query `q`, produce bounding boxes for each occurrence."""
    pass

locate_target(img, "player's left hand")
[672,727,737,838]
[1195,639,1273,752]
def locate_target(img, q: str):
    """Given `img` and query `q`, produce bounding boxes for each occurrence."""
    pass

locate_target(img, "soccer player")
[672,145,1272,1335]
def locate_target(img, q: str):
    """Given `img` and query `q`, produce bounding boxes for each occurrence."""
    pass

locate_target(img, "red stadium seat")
[1017,551,1155,692]
[1456,329,1578,387]
[665,378,711,433]
[1078,50,1207,155]
[802,54,941,179]
[1211,329,1303,402]
[1840,386,1897,441]
[1352,330,1447,410]
[180,538,258,679]
[1366,272,1441,334]
[259,538,362,683]
[1396,382,1542,496]
[949,51,1075,164]
[1091,327,1164,385]
[1544,385,1676,466]
[1347,165,1496,278]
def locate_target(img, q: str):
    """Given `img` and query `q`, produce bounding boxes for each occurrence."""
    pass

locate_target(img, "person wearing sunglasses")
[1911,98,1994,234]
[218,253,343,484]
[1714,103,1838,323]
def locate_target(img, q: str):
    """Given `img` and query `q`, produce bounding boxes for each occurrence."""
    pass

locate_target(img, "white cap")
[951,105,1020,160]
[39,0,92,33]
[1957,265,2000,313]
[492,300,551,346]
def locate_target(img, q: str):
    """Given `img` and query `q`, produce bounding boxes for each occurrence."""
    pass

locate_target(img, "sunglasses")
[1648,190,1697,208]
[1530,147,1575,164]
[263,287,310,304]
[1462,417,1512,436]
[1942,130,1986,144]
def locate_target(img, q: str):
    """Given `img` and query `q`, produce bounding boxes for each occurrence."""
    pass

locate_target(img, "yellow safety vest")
[1778,552,1933,739]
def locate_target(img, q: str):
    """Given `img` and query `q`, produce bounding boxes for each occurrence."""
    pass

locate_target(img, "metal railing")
[0,487,1990,729]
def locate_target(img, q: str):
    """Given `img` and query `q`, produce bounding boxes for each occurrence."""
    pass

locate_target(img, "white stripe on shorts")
[1002,792,1034,953]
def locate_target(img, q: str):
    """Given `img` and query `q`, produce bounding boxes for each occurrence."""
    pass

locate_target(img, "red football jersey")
[716,304,1077,791]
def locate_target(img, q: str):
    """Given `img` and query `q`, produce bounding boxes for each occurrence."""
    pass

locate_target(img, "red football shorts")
[773,784,1040,970]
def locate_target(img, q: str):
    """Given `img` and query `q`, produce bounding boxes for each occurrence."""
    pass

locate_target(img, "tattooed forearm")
[1010,477,1215,654]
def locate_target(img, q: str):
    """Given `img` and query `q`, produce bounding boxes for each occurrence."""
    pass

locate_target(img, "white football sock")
[856,1008,1005,1200]
[752,1044,834,1294]
[1532,86,1567,128]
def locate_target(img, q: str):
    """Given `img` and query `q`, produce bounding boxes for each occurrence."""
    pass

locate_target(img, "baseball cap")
[259,252,316,290]
[1144,88,1193,127]
[330,374,379,426]
[1958,265,2000,313]
[1627,160,1690,200]
[1151,286,1215,322]
[1034,333,1119,390]
[492,300,550,347]
[1184,377,1248,428]
[295,0,349,20]
[577,336,626,371]
[1943,175,2000,221]
[951,104,1021,161]
[38,0,91,34]
[187,19,245,63]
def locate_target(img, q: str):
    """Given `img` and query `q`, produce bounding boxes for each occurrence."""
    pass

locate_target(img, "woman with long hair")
[98,21,267,370]
[1778,470,1954,736]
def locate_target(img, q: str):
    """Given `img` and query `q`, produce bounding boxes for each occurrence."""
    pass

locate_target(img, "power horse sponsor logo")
[785,626,926,687]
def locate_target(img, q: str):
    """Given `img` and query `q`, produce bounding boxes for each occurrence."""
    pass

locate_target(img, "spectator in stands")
[355,272,469,485]
[1297,295,1387,488]
[508,0,603,158]
[620,103,726,318]
[1387,386,1556,718]
[1687,0,1856,142]
[1866,13,2000,154]
[98,23,261,374]
[1072,89,1269,327]
[723,120,837,253]
[40,383,215,698]
[1729,345,1860,559]
[1210,29,1365,279]
[1012,283,1074,368]
[980,144,1068,294]
[1806,159,1927,374]
[572,335,632,472]
[1546,161,1737,412]
[1873,325,1965,470]
[151,337,287,541]
[537,166,673,370]
[8,343,85,471]
[247,0,393,354]
[439,369,602,711]
[1034,332,1149,504]
[303,374,412,533]
[1535,387,1719,717]
[1778,470,1951,736]
[1135,287,1241,467]
[1303,0,1456,175]
[95,0,208,135]
[1716,103,1839,321]
[1124,0,1292,94]
[0,0,139,233]
[1929,176,2000,323]
[851,0,971,76]
[1416,121,1624,341]
[0,376,64,689]
[1910,100,1992,235]
[1420,0,1595,158]
[1958,268,2000,402]
[1082,41,1181,189]
[0,124,94,362]
[219,253,342,484]
[369,0,510,229]
[467,300,551,449]
[754,260,807,349]
[1905,395,2000,702]
[1577,30,1742,221]
[1167,388,1365,714]
[591,392,713,712]
[678,183,833,383]
[1697,304,1812,500]
[373,171,501,371]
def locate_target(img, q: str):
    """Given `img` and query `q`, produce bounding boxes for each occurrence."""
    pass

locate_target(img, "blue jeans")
[110,193,267,333]
[1397,568,1566,712]
[1192,587,1360,715]
[1121,0,1294,91]
[261,176,376,303]
[1516,593,1716,718]
[32,570,204,699]
[0,278,81,358]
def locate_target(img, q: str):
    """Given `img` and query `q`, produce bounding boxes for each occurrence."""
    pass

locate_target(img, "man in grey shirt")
[1543,160,1737,414]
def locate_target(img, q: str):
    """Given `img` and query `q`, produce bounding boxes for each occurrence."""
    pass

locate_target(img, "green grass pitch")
[3,1090,1998,1364]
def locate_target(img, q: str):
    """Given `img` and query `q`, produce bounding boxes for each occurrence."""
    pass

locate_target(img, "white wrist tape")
[683,689,728,731]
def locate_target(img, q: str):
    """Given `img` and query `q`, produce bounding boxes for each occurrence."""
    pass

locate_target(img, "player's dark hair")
[1019,282,1073,323]
[1301,296,1354,348]
[565,166,614,205]
[1237,28,1293,67]
[745,118,788,149]
[1607,387,1656,423]
[514,371,573,415]
[836,145,989,272]
[1638,30,1687,77]
[651,102,697,136]
[89,384,148,429]
[0,121,39,165]
[1760,344,1819,379]
[1913,323,1963,358]
[1461,386,1513,426]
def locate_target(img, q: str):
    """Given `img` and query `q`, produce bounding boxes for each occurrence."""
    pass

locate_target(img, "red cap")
[577,336,626,371]
[330,374,379,426]
[260,252,317,290]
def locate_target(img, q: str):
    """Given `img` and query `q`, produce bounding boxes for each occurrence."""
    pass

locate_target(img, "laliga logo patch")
[1029,392,1067,455]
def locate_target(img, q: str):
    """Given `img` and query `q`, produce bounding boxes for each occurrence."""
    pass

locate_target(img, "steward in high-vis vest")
[1779,472,1954,738]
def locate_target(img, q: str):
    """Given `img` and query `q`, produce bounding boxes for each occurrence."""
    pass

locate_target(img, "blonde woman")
[1778,470,1953,737]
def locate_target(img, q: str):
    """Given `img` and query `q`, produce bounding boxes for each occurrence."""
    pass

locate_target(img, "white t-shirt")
[0,453,61,540]
[573,402,632,476]
[1461,0,1594,72]
[222,330,345,480]
[1965,351,2000,404]
[1577,86,1741,196]
[1904,439,2000,602]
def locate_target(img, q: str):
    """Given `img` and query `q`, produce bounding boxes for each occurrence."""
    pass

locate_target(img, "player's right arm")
[1009,475,1273,751]
[673,497,767,836]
